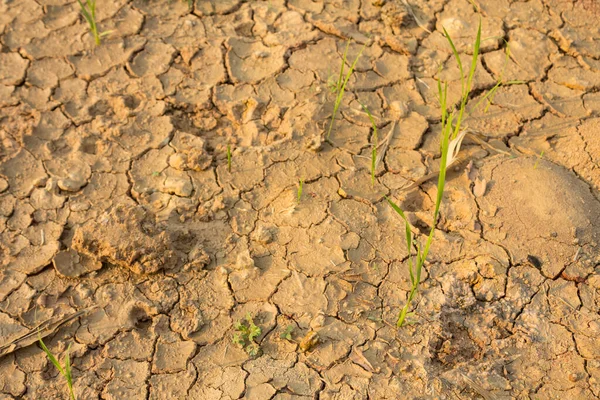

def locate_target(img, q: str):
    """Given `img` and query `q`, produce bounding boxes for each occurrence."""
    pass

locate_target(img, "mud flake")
[99,358,150,400]
[272,272,327,328]
[0,355,26,397]
[149,364,197,399]
[104,329,155,362]
[69,36,147,80]
[0,53,29,86]
[52,249,102,278]
[152,339,196,374]
[226,38,286,84]
[0,149,47,198]
[129,40,176,77]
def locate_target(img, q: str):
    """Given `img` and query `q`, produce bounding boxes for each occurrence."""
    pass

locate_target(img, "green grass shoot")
[38,333,75,400]
[327,40,366,140]
[297,179,304,204]
[534,150,545,169]
[77,0,110,46]
[360,103,378,187]
[227,144,232,173]
[387,22,482,328]
[468,39,525,115]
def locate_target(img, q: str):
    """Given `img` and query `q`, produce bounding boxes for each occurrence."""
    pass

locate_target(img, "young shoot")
[387,22,482,328]
[77,0,110,46]
[297,179,304,204]
[38,333,76,400]
[327,40,366,140]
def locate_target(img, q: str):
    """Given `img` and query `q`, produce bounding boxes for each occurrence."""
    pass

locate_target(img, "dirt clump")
[70,203,180,274]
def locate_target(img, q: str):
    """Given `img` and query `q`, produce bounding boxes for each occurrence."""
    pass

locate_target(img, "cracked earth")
[1,0,600,398]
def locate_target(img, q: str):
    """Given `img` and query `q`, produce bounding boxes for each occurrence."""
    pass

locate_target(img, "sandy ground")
[1,0,600,398]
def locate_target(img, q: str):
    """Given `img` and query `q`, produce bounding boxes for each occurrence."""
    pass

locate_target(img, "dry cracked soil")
[1,0,600,399]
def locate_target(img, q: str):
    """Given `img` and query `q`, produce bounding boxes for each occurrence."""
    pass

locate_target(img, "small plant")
[327,40,366,140]
[534,150,545,169]
[232,313,261,356]
[226,144,232,173]
[297,179,304,204]
[280,325,295,341]
[361,103,378,187]
[38,333,75,400]
[77,0,110,46]
[386,22,482,327]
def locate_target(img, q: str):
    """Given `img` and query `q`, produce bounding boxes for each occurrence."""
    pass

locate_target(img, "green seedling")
[226,144,232,173]
[468,40,525,115]
[38,333,75,400]
[297,179,304,204]
[534,150,545,169]
[360,103,378,187]
[387,22,482,328]
[76,0,110,46]
[327,40,366,140]
[233,313,261,356]
[280,325,295,341]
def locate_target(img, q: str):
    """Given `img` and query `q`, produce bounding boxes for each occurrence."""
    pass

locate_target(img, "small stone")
[0,177,8,193]
[58,177,86,192]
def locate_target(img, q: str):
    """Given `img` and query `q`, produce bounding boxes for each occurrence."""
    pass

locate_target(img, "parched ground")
[1,0,600,398]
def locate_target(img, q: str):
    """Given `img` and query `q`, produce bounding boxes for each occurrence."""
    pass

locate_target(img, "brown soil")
[1,0,600,399]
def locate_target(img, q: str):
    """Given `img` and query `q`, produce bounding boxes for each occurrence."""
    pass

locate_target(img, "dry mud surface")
[1,0,600,399]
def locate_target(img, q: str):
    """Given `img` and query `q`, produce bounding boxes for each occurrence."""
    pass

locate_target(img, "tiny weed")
[327,40,366,140]
[226,144,232,173]
[297,179,304,204]
[280,325,295,341]
[387,22,482,328]
[76,0,111,46]
[360,103,378,187]
[232,313,261,356]
[152,171,160,177]
[534,150,545,169]
[38,333,76,400]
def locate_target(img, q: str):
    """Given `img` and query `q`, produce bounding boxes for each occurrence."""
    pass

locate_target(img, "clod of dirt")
[71,203,180,274]
[478,156,600,279]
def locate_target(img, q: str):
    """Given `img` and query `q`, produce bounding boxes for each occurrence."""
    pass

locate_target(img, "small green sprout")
[387,22,483,328]
[226,144,232,173]
[280,325,295,341]
[327,40,366,140]
[232,313,261,356]
[76,0,111,46]
[38,333,76,400]
[297,179,304,204]
[534,150,545,169]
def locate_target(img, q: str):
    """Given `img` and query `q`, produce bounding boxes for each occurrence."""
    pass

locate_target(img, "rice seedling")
[327,40,366,140]
[76,0,110,46]
[226,144,232,173]
[534,150,545,169]
[386,22,482,328]
[297,179,304,204]
[38,333,75,400]
[360,103,378,187]
[232,313,261,356]
[468,40,525,115]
